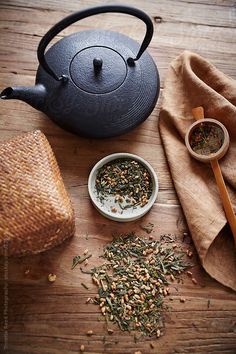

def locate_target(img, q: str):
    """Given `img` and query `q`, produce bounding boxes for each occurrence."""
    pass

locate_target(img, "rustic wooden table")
[0,1,236,353]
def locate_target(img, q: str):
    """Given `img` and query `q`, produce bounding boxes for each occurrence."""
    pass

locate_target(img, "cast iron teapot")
[0,5,160,138]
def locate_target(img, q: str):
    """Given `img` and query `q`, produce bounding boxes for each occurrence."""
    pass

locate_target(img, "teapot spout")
[0,84,46,110]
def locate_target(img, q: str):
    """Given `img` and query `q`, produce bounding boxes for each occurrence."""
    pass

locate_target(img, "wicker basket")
[0,130,75,256]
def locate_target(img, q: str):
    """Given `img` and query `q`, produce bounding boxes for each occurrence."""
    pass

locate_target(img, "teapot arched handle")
[37,5,154,81]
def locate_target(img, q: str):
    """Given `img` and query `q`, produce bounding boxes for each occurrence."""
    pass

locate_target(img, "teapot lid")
[36,6,160,138]
[70,46,127,94]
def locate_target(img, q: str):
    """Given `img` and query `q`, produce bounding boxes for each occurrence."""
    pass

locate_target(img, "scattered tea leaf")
[88,233,189,337]
[140,222,154,234]
[81,283,89,290]
[71,254,92,269]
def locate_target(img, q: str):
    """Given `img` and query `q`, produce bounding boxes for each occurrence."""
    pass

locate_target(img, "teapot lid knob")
[93,57,103,73]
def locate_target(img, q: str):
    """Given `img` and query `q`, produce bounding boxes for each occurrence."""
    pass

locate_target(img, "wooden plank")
[1,0,236,28]
[0,1,236,354]
[0,6,235,79]
[1,211,236,354]
[3,286,236,354]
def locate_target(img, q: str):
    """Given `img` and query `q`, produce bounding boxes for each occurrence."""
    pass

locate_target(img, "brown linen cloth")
[159,51,236,291]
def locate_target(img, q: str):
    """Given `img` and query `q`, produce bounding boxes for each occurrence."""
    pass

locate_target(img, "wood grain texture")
[0,1,236,353]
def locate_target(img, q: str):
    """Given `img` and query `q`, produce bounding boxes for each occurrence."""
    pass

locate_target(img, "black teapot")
[0,5,160,138]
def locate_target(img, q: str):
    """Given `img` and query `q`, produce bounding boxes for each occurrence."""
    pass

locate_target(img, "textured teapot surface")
[36,30,159,138]
[1,6,160,138]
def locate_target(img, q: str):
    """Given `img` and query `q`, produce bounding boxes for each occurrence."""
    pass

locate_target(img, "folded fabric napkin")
[159,51,236,291]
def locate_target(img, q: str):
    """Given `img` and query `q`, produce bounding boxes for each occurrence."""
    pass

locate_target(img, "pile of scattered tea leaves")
[190,122,224,155]
[95,159,152,210]
[89,233,189,337]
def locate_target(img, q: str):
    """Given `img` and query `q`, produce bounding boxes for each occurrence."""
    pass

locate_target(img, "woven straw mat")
[0,130,75,256]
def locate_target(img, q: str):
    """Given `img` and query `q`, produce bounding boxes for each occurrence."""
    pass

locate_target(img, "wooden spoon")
[186,106,236,246]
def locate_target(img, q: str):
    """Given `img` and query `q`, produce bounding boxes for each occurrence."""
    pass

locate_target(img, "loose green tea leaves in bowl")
[95,159,153,211]
[88,233,189,337]
[189,122,224,155]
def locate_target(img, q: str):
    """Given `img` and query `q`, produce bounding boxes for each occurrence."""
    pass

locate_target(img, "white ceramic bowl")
[88,153,158,222]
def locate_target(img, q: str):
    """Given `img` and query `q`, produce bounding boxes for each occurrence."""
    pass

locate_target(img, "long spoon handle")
[192,106,236,246]
[210,159,236,244]
[192,106,204,120]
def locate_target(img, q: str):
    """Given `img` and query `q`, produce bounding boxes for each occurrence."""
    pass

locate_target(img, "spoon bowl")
[185,118,229,163]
